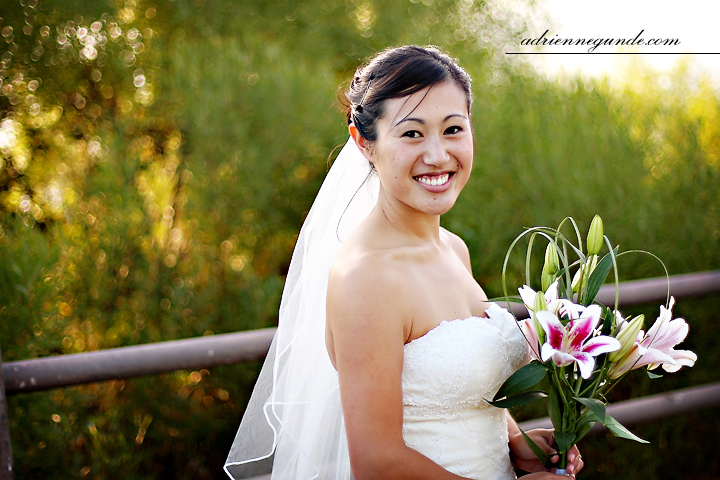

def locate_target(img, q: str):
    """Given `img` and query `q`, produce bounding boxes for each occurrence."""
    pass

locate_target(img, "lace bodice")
[402,303,527,480]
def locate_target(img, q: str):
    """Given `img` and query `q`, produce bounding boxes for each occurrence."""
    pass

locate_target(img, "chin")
[424,188,465,215]
[420,199,458,216]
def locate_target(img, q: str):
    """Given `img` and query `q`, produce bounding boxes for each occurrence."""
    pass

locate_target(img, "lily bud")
[571,255,598,293]
[608,314,645,362]
[532,292,547,344]
[541,265,554,292]
[544,243,560,275]
[587,215,604,256]
[571,266,583,293]
[534,291,548,312]
[588,254,598,273]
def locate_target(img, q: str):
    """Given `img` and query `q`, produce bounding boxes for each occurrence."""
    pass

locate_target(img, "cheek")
[458,144,474,169]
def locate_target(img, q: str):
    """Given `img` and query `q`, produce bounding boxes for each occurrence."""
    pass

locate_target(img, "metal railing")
[238,382,720,480]
[517,381,720,432]
[5,270,719,395]
[3,328,276,395]
[1,270,720,480]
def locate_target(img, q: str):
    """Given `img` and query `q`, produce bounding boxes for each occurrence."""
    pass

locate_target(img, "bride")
[225,46,583,480]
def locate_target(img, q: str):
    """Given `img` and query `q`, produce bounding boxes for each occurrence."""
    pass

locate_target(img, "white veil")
[224,137,378,480]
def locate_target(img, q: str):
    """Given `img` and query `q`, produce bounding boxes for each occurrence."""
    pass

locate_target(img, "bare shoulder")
[326,244,409,365]
[441,227,472,272]
[327,246,406,327]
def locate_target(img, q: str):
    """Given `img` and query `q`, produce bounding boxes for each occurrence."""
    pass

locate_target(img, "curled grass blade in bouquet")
[489,216,697,475]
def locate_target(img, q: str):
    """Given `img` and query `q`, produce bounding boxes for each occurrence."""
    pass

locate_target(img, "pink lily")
[537,304,621,379]
[609,297,697,379]
[520,318,542,361]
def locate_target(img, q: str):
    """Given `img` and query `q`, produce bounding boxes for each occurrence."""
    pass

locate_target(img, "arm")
[326,259,468,480]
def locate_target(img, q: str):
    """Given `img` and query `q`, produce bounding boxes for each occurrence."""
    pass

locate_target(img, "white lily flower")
[609,297,697,379]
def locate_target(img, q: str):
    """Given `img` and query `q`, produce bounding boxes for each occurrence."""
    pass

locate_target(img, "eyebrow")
[393,113,468,128]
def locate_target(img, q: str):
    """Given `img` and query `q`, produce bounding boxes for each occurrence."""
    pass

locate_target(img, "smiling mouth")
[415,172,452,186]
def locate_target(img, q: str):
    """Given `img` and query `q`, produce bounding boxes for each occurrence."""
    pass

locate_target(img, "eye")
[402,130,422,138]
[444,125,463,135]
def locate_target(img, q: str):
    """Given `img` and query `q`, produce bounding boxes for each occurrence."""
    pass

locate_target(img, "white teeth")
[417,173,450,186]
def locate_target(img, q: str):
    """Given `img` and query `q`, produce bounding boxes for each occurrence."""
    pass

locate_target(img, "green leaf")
[520,428,553,469]
[574,397,607,423]
[488,390,548,409]
[493,361,548,401]
[575,401,648,443]
[574,420,595,443]
[647,370,663,379]
[582,247,619,306]
[578,411,601,425]
[547,382,563,429]
[554,431,576,453]
[600,306,613,336]
[604,415,650,443]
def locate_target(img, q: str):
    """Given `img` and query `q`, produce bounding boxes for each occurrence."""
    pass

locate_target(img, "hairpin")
[356,73,375,114]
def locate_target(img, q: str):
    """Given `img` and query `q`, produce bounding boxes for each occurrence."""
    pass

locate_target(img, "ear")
[349,124,375,164]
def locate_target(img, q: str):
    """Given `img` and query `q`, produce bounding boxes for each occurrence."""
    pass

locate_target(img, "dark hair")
[343,45,472,142]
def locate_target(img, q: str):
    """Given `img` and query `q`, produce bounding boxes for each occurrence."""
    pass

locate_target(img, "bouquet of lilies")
[490,216,697,474]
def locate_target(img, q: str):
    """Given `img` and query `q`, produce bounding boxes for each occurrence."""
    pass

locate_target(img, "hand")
[555,444,583,478]
[509,428,584,478]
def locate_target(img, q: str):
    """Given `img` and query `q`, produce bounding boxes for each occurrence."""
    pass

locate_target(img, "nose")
[422,135,450,167]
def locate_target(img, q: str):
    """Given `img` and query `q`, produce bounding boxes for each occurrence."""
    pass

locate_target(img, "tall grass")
[2,9,719,478]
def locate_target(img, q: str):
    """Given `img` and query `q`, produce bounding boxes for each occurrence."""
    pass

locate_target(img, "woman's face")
[365,80,473,218]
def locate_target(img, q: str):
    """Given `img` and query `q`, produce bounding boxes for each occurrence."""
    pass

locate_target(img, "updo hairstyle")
[344,45,472,142]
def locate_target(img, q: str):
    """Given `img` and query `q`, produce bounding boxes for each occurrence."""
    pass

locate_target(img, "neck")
[370,189,442,245]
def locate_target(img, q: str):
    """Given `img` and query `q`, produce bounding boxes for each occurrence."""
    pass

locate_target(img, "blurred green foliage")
[0,0,718,478]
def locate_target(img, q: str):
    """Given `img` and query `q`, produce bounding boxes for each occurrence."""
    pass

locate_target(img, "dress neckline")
[405,316,486,347]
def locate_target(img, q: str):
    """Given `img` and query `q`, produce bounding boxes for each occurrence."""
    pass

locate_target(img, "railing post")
[0,347,14,480]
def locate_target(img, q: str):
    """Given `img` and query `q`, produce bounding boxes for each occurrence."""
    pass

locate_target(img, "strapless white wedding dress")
[402,303,528,480]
